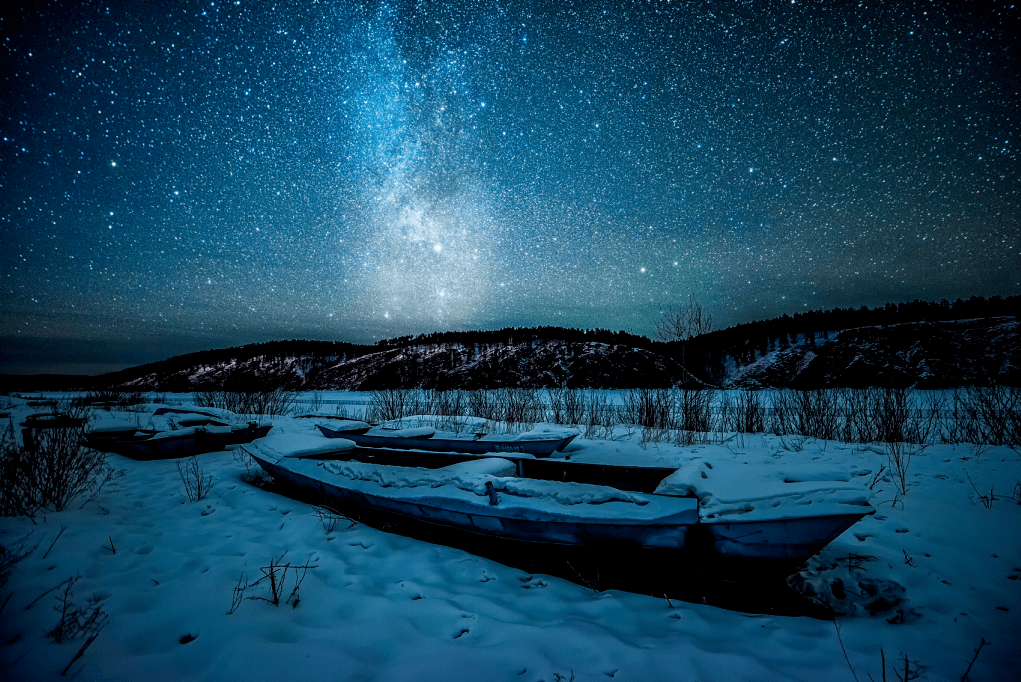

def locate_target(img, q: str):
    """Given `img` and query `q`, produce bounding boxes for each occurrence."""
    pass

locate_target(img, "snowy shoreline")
[2,392,1019,681]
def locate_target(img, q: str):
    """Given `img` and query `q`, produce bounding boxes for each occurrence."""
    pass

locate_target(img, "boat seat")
[440,457,517,477]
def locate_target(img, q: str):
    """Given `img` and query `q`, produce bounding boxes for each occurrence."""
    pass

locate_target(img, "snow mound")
[249,431,355,459]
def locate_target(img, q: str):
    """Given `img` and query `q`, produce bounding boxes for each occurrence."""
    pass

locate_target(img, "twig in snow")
[105,536,116,555]
[62,630,103,676]
[227,572,246,615]
[959,637,987,682]
[43,526,67,560]
[965,472,996,509]
[24,577,74,611]
[833,620,860,682]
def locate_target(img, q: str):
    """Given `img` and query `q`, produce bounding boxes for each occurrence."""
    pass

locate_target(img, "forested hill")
[689,295,1020,358]
[1,296,1017,391]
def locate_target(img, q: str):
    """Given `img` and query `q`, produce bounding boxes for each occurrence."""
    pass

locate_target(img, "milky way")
[1,1,1017,374]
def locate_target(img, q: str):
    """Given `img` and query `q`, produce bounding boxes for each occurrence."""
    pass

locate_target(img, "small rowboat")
[86,424,234,460]
[315,423,578,458]
[86,408,273,460]
[247,434,873,568]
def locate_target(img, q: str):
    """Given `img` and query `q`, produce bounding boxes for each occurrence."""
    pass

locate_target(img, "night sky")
[2,1,1018,375]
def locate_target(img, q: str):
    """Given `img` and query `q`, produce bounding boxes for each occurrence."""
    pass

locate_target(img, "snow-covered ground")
[1,394,1019,681]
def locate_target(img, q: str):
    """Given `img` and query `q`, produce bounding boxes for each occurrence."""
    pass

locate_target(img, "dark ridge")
[2,297,1017,392]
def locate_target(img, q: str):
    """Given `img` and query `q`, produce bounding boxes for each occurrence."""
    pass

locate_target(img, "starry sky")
[2,1,1018,375]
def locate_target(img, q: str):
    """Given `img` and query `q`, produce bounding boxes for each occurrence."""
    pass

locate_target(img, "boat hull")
[86,424,271,460]
[316,424,576,457]
[102,431,232,460]
[251,453,870,566]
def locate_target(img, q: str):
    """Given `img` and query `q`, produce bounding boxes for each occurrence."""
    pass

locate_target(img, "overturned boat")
[245,432,873,568]
[315,422,577,458]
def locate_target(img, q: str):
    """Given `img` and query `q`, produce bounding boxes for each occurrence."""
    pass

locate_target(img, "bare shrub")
[195,388,296,416]
[940,388,968,445]
[1,535,36,589]
[547,387,566,425]
[951,385,1021,447]
[732,390,765,434]
[583,391,616,439]
[233,447,269,487]
[767,389,796,436]
[177,456,214,502]
[1,420,41,517]
[249,552,318,608]
[885,441,918,496]
[369,388,413,422]
[47,575,108,644]
[840,388,878,443]
[619,388,673,429]
[2,413,113,516]
[676,387,716,433]
[227,573,246,615]
[410,388,436,416]
[435,389,466,417]
[468,390,500,421]
[562,388,585,426]
[794,389,840,441]
[314,504,356,533]
[498,388,544,429]
[873,388,912,444]
[911,390,945,445]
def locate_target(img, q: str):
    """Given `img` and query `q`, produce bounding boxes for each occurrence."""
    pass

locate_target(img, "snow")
[307,459,685,520]
[654,456,872,522]
[151,423,232,440]
[246,431,355,459]
[2,394,1019,681]
[365,426,437,438]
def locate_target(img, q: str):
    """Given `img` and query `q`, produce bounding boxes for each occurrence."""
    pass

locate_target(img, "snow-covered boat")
[86,424,234,460]
[315,422,578,458]
[21,412,87,429]
[86,408,273,460]
[245,434,874,567]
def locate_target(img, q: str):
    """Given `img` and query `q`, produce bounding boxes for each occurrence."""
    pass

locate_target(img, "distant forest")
[2,295,1017,391]
[387,295,1020,354]
[685,295,1020,382]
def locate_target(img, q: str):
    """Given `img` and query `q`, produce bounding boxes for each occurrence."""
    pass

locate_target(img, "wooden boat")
[152,407,273,444]
[315,423,578,458]
[247,438,873,567]
[86,409,273,460]
[86,424,234,460]
[22,412,88,429]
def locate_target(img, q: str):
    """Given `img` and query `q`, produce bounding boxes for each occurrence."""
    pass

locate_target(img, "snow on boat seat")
[313,419,371,432]
[368,427,435,438]
[654,458,871,522]
[152,424,231,439]
[439,457,517,477]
